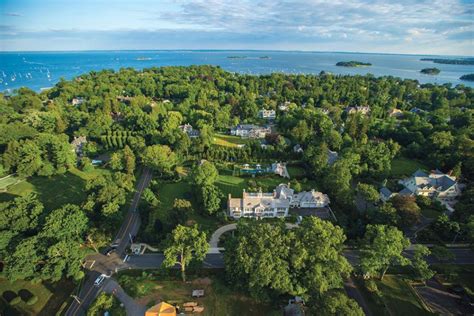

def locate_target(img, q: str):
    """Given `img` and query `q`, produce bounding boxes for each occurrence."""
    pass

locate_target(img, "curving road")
[65,167,153,316]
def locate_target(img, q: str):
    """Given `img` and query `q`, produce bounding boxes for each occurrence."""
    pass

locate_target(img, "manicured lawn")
[421,208,443,219]
[433,264,474,296]
[117,272,281,316]
[287,165,306,178]
[0,278,76,316]
[145,180,219,237]
[391,157,428,178]
[213,134,248,148]
[376,276,431,315]
[0,167,110,211]
[356,275,431,315]
[216,174,287,198]
[0,175,23,191]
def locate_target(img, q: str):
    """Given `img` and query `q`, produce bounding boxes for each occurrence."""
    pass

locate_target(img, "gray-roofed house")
[398,169,460,201]
[379,187,395,202]
[179,123,200,138]
[328,150,339,165]
[293,144,304,153]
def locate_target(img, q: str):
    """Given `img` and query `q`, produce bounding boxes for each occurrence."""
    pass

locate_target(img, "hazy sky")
[0,0,473,55]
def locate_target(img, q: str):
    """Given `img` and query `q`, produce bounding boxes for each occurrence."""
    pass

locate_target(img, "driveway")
[414,279,472,315]
[103,278,147,316]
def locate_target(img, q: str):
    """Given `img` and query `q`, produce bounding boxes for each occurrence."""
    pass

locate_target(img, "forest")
[0,65,473,313]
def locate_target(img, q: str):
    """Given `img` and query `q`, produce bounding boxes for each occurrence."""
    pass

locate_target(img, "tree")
[391,195,421,227]
[357,183,379,211]
[109,152,124,171]
[123,145,136,175]
[411,245,435,282]
[142,145,177,175]
[316,291,364,316]
[41,204,88,241]
[360,225,411,280]
[192,161,218,186]
[293,217,352,295]
[200,184,222,215]
[163,225,208,282]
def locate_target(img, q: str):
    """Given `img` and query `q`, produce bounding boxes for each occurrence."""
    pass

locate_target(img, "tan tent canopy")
[145,302,176,316]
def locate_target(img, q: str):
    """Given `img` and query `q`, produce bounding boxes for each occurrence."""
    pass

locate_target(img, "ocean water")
[1,50,473,92]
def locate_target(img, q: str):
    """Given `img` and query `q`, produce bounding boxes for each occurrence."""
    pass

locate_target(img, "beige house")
[345,106,371,115]
[258,108,276,119]
[227,184,330,219]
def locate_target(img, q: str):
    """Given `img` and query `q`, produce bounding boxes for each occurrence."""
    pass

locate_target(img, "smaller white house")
[258,108,276,119]
[71,136,87,156]
[293,144,304,153]
[271,162,290,178]
[278,101,291,111]
[72,97,85,106]
[230,124,271,139]
[179,124,200,138]
[345,106,371,115]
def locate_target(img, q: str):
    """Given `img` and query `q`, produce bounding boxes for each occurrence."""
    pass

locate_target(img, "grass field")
[391,157,429,178]
[357,275,431,315]
[213,134,248,148]
[117,272,280,316]
[0,278,75,316]
[146,180,219,237]
[421,208,443,219]
[0,167,110,211]
[0,175,23,191]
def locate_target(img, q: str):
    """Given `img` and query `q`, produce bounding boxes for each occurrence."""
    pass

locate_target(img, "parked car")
[94,274,107,287]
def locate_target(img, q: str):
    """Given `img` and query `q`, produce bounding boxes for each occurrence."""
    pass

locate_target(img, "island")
[227,56,247,59]
[259,56,271,59]
[460,74,474,81]
[420,58,474,65]
[336,61,372,67]
[136,57,152,61]
[420,68,440,75]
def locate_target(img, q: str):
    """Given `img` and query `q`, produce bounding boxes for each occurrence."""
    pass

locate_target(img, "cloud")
[1,0,472,54]
[4,12,22,17]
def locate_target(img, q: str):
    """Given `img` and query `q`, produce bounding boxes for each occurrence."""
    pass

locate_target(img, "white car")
[94,274,107,287]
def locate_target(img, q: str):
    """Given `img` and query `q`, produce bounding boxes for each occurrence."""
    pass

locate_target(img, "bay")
[1,50,473,91]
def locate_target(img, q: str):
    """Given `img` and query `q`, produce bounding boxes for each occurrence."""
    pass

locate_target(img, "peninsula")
[460,74,474,81]
[421,58,474,65]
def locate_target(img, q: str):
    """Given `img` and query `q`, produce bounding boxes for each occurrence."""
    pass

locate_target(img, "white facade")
[227,184,330,219]
[258,109,276,119]
[230,124,271,139]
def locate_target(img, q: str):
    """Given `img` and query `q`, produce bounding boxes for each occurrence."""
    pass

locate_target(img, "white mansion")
[227,184,330,218]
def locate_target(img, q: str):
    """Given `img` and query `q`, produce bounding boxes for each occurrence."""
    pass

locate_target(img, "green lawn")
[287,165,306,178]
[117,272,280,316]
[216,174,287,198]
[356,275,431,315]
[145,180,219,238]
[0,167,110,211]
[421,208,443,219]
[391,157,429,178]
[213,134,248,148]
[0,278,75,316]
[0,175,23,191]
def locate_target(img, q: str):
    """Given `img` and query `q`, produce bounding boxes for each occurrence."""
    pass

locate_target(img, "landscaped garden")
[213,134,248,148]
[116,271,281,316]
[390,157,429,178]
[356,275,432,315]
[0,167,110,211]
[0,278,75,316]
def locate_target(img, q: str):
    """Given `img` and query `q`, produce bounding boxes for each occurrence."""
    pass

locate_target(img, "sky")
[0,0,473,55]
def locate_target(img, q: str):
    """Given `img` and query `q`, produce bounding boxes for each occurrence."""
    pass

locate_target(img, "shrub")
[26,295,38,305]
[10,296,22,305]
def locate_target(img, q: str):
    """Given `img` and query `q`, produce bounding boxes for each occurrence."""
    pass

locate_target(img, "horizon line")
[0,48,472,58]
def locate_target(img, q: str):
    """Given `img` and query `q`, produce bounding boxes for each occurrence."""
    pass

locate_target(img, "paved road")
[127,248,474,270]
[65,167,152,316]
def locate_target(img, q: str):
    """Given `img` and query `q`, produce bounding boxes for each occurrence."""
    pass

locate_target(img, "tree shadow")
[38,279,76,316]
[2,290,17,303]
